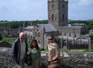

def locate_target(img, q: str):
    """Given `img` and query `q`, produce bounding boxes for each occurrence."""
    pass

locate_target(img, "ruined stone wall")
[0,47,16,68]
[0,47,93,68]
[61,52,93,68]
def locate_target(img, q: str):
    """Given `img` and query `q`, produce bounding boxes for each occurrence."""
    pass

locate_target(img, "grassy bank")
[2,36,17,45]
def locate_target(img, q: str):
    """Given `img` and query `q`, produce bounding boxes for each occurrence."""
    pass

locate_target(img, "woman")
[48,35,61,68]
[28,39,41,68]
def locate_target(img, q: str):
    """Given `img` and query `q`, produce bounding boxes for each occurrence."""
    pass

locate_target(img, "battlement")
[48,0,68,2]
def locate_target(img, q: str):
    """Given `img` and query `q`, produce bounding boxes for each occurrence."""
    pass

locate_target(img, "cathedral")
[47,0,88,49]
[23,0,89,49]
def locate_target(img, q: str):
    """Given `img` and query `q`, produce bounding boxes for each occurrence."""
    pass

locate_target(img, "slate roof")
[39,24,57,32]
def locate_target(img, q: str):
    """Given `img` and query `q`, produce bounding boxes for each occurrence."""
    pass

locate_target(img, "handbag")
[25,54,32,66]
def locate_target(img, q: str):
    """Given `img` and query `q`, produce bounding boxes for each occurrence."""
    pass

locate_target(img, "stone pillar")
[89,30,93,50]
[61,36,63,49]
[41,26,45,48]
[89,36,93,50]
[65,37,68,50]
[88,37,91,50]
[66,36,69,50]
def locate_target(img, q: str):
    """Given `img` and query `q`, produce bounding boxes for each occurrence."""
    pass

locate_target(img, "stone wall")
[0,47,93,68]
[0,41,11,47]
[61,52,93,68]
[0,47,16,68]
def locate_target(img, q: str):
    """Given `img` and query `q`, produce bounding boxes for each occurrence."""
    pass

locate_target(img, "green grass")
[2,36,18,45]
[44,48,48,51]
[83,50,93,52]
[27,42,31,47]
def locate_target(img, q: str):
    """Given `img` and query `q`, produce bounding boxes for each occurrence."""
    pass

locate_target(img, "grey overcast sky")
[0,0,93,21]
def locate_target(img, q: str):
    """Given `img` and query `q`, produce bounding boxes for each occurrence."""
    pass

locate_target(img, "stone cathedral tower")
[48,0,68,30]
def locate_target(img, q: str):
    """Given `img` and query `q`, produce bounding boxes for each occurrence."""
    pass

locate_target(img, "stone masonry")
[48,0,68,30]
[0,47,93,68]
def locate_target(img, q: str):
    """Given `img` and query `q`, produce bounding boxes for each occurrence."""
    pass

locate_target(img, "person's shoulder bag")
[25,54,32,66]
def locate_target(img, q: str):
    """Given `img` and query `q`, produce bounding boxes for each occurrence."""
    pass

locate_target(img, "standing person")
[48,35,61,68]
[28,39,41,68]
[12,32,28,68]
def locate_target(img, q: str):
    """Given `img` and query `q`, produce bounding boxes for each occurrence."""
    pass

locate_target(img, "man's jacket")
[12,39,28,64]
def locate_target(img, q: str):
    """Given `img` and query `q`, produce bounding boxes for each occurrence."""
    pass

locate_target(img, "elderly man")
[48,35,60,68]
[12,32,28,68]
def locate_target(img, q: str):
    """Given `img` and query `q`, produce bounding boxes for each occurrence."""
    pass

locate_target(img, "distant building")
[59,23,88,38]
[23,24,59,48]
[48,0,89,49]
[35,24,59,48]
[0,26,20,37]
[0,22,27,37]
[23,26,35,42]
[58,23,88,45]
[48,0,68,30]
[24,0,89,49]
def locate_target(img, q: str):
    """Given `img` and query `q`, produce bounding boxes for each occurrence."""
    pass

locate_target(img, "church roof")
[68,23,85,28]
[39,24,57,32]
[24,26,34,30]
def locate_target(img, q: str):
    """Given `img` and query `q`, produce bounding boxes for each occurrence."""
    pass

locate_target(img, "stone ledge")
[0,47,93,68]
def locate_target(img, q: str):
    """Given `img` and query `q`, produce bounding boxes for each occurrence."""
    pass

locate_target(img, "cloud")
[69,0,93,6]
[0,0,48,21]
[69,0,93,20]
[0,0,92,20]
[79,0,93,6]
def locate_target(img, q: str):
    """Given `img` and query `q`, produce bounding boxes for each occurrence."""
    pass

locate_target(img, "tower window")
[69,33,71,36]
[64,33,66,36]
[55,16,57,21]
[52,14,54,21]
[52,3,54,9]
[63,4,64,8]
[63,14,64,22]
[74,34,76,37]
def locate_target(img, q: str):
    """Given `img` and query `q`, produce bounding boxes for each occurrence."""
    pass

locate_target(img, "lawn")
[2,36,18,45]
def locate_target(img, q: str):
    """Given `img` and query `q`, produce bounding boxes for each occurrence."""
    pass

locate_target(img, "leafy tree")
[88,22,93,30]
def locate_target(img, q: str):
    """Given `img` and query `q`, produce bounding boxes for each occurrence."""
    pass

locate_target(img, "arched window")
[74,34,76,37]
[52,3,54,9]
[63,4,64,8]
[64,33,66,36]
[63,14,64,22]
[52,14,54,21]
[55,16,57,21]
[69,33,71,36]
